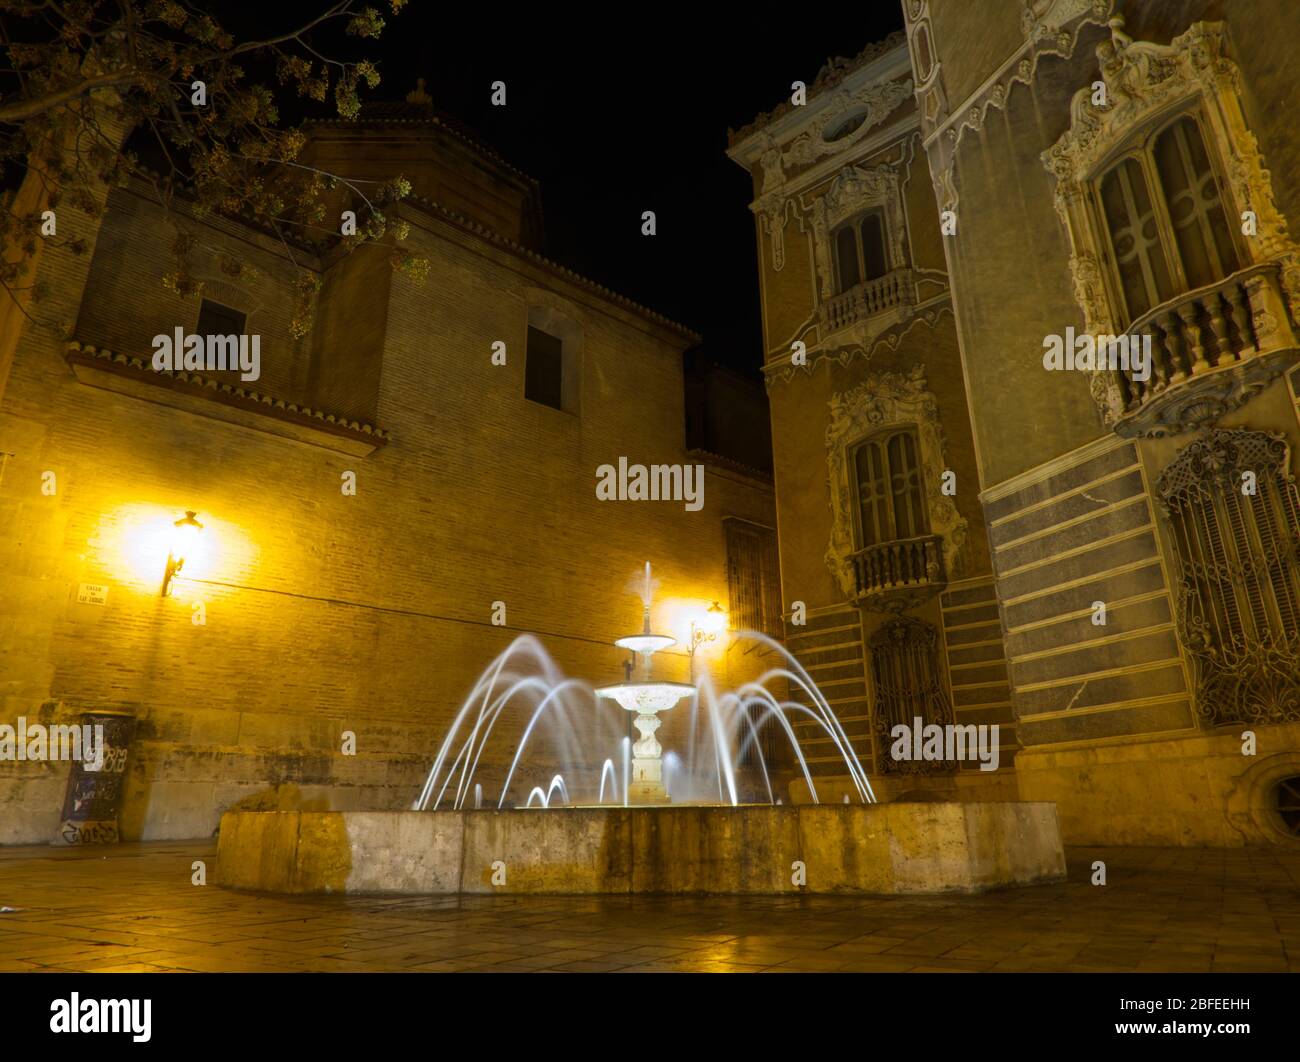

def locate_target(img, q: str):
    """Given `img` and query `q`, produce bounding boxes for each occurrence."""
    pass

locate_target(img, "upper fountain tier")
[615,633,675,655]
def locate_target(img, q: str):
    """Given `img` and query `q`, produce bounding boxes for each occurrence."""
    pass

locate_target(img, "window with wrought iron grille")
[852,427,927,548]
[724,519,782,771]
[833,209,889,295]
[724,519,781,640]
[1157,428,1300,726]
[869,616,954,775]
[1097,112,1241,326]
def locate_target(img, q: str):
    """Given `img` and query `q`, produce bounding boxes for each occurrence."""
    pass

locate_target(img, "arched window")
[832,209,889,295]
[1096,113,1239,325]
[853,427,927,548]
[1157,429,1300,726]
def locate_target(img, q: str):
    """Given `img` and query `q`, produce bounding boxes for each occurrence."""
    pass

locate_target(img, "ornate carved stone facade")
[734,1,1300,844]
[1044,18,1300,435]
[761,302,952,388]
[808,163,909,304]
[752,75,913,275]
[727,32,908,150]
[770,77,914,187]
[1022,0,1108,42]
[824,364,969,602]
[729,23,1004,803]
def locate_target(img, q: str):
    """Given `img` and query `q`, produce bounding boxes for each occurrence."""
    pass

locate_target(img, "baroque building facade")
[727,32,1013,804]
[731,0,1300,844]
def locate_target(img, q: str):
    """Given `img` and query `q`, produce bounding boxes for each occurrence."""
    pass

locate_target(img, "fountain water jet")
[220,563,1066,895]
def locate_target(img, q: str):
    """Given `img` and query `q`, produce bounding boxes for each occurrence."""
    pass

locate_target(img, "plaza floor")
[1,841,1298,973]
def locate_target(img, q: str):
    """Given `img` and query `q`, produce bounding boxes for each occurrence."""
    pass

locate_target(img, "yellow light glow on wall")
[657,597,730,652]
[94,503,255,597]
[701,601,728,634]
[162,511,204,596]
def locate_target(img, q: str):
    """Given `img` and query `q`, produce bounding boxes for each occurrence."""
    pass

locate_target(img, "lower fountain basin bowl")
[215,802,1066,896]
[594,681,695,713]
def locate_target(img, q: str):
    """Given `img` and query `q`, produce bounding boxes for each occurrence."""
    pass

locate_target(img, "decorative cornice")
[686,447,774,485]
[728,32,909,148]
[64,341,389,449]
[923,0,1114,212]
[746,76,914,206]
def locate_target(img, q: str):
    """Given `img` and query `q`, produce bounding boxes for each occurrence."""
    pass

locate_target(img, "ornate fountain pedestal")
[594,680,694,806]
[630,712,667,803]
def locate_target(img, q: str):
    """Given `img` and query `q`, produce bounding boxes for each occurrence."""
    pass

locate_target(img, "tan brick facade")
[0,112,774,843]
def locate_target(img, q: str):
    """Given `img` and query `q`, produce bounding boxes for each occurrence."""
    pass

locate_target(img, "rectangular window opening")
[525,325,565,410]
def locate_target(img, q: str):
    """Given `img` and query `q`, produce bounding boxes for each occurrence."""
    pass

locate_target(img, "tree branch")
[0,69,144,123]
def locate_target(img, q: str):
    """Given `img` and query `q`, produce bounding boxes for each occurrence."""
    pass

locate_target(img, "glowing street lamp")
[161,511,204,597]
[690,601,728,652]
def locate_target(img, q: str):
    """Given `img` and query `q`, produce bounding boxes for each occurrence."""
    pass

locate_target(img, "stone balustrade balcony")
[819,268,915,335]
[849,532,946,613]
[1112,261,1299,437]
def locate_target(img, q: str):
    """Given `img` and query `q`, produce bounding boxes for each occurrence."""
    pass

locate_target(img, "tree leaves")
[0,1,421,337]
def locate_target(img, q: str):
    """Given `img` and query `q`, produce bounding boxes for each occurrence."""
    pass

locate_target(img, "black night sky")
[252,2,907,379]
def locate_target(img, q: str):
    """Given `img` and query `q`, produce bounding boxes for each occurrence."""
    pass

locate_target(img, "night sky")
[302,2,906,378]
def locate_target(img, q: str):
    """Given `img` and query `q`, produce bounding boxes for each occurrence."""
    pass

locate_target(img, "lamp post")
[161,511,204,597]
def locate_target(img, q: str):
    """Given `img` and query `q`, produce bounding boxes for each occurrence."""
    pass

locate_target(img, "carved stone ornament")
[727,32,907,150]
[763,303,955,389]
[1043,19,1300,429]
[824,364,968,598]
[758,77,914,197]
[1022,0,1110,42]
[807,163,908,303]
[754,189,802,273]
[752,81,912,273]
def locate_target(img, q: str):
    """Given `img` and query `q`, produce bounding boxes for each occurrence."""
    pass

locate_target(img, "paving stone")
[0,840,1296,972]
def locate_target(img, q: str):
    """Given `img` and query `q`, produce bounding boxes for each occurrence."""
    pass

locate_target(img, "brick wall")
[0,175,775,843]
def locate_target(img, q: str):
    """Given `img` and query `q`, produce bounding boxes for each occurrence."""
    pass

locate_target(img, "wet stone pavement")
[1,842,1298,973]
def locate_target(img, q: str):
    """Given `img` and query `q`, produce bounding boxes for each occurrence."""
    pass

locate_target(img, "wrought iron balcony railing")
[849,532,946,614]
[1112,261,1299,437]
[819,268,915,335]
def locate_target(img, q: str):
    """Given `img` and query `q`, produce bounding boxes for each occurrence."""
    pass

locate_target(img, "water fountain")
[595,563,693,804]
[216,561,1066,896]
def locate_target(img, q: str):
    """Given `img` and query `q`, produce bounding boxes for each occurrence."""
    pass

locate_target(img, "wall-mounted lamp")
[689,601,728,652]
[688,601,728,683]
[161,511,204,597]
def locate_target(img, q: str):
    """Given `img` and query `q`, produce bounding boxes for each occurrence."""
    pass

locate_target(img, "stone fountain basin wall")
[216,802,1065,895]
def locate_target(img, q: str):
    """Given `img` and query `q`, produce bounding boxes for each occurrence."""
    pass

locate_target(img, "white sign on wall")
[76,583,109,606]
